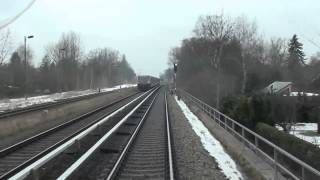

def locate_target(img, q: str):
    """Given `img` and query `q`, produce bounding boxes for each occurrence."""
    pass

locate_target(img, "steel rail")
[57,87,159,180]
[8,89,151,180]
[165,92,175,180]
[0,92,140,179]
[0,92,139,156]
[104,90,158,180]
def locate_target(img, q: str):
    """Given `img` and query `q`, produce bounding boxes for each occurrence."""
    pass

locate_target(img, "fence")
[180,90,320,180]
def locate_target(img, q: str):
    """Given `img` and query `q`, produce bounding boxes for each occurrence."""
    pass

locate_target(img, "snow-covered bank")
[0,84,136,112]
[276,123,320,147]
[175,96,243,180]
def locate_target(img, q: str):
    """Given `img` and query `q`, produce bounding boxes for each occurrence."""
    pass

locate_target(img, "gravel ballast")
[168,94,227,180]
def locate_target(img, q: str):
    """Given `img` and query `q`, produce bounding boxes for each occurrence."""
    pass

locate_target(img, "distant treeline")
[163,13,320,171]
[0,31,136,98]
[162,14,320,108]
[161,13,320,133]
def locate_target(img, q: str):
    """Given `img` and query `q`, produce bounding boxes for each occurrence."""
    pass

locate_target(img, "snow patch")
[100,84,136,92]
[175,96,243,180]
[0,84,137,112]
[289,92,319,96]
[276,123,320,147]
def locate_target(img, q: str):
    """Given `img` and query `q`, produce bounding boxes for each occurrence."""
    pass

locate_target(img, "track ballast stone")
[117,91,167,179]
[168,94,228,180]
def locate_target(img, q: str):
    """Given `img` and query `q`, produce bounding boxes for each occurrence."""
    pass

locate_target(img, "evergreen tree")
[288,34,305,68]
[118,55,135,82]
[39,55,55,91]
[39,55,51,74]
[9,52,24,88]
[287,34,305,83]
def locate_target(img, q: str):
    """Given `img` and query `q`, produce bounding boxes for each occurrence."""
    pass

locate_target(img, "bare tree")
[45,31,83,91]
[45,43,60,65]
[233,16,258,94]
[60,31,82,62]
[194,13,234,108]
[267,38,287,67]
[45,31,83,65]
[85,48,133,88]
[168,47,180,66]
[0,29,12,65]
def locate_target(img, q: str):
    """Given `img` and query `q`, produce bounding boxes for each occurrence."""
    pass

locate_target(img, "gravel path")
[168,94,227,180]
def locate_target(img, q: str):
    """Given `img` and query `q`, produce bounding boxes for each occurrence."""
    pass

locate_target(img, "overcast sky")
[1,0,320,76]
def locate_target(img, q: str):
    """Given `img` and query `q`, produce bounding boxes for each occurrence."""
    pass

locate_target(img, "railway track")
[1,87,174,180]
[53,88,173,180]
[107,90,174,180]
[0,88,131,119]
[0,91,143,179]
[3,87,159,180]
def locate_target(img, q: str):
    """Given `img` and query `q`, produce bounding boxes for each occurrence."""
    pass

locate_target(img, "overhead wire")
[299,33,320,50]
[0,0,37,30]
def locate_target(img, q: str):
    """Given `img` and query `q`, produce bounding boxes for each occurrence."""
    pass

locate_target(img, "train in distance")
[137,75,160,91]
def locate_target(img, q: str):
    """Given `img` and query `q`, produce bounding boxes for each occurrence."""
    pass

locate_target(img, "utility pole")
[90,66,93,89]
[58,48,66,93]
[24,35,34,100]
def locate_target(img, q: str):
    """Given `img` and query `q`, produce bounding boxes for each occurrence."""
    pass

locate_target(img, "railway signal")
[173,63,178,96]
[174,63,178,73]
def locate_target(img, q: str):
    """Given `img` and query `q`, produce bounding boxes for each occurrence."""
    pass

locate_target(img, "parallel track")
[5,88,156,180]
[0,91,142,179]
[52,88,174,180]
[0,89,130,119]
[1,87,173,180]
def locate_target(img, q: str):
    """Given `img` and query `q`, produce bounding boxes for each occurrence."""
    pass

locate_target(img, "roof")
[265,81,292,94]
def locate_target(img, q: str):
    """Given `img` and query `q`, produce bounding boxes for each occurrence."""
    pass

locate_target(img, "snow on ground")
[100,84,136,92]
[289,92,319,96]
[175,96,243,180]
[276,123,320,147]
[0,84,137,112]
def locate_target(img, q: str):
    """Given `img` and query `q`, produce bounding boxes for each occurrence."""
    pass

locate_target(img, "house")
[264,81,293,96]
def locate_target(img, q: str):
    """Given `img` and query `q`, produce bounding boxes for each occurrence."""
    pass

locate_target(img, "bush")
[255,122,320,171]
[249,95,274,126]
[221,95,252,128]
[222,95,274,129]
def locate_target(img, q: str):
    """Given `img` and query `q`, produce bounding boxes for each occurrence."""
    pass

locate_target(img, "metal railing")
[180,90,320,180]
